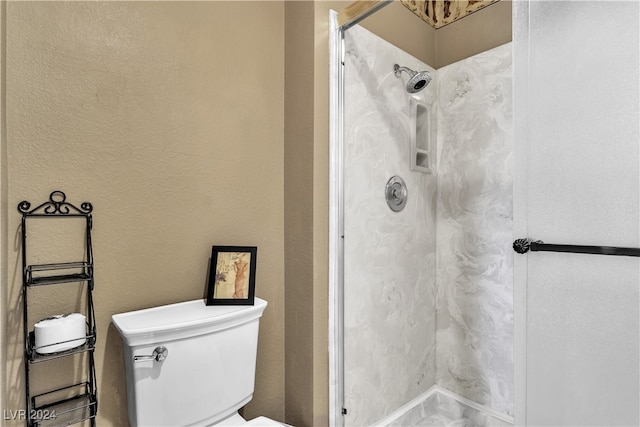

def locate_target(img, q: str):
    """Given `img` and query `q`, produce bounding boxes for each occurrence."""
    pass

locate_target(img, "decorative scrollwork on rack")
[17,191,93,216]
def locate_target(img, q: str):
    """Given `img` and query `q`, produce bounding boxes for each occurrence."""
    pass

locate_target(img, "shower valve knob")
[385,176,408,212]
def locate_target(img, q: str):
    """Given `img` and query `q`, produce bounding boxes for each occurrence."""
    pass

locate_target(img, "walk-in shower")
[331,8,513,426]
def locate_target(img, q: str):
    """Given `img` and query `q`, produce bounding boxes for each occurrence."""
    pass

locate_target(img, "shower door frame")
[328,3,394,426]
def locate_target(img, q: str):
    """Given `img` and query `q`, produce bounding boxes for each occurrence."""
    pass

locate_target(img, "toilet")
[112,297,284,427]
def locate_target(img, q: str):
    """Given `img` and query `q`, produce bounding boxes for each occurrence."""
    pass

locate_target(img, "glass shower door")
[513,1,640,425]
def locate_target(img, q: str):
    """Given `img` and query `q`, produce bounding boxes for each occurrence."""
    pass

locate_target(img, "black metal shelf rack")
[18,191,97,427]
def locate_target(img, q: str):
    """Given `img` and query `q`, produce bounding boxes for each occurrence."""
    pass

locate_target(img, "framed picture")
[206,246,257,305]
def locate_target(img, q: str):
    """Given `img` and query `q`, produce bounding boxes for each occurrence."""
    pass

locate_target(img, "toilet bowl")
[112,297,286,427]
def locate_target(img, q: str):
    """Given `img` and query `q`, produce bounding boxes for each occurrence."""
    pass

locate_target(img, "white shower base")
[372,386,514,427]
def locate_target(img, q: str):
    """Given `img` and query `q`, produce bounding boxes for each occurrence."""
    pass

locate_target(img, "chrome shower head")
[394,64,432,93]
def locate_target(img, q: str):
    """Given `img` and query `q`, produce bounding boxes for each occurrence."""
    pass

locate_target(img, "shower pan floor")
[377,386,513,427]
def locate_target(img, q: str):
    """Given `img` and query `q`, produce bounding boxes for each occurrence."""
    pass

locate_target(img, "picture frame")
[206,246,257,306]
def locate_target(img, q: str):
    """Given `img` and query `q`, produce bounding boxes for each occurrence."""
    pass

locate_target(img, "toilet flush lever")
[134,346,168,363]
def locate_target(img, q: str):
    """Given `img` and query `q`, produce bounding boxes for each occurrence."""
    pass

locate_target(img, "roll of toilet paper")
[34,313,87,354]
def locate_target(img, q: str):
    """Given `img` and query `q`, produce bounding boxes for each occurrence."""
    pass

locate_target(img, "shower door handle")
[134,346,168,363]
[513,238,640,257]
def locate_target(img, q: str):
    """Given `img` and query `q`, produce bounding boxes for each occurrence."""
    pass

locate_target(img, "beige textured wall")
[0,0,7,415]
[435,0,512,68]
[284,2,315,426]
[359,1,437,66]
[2,2,284,426]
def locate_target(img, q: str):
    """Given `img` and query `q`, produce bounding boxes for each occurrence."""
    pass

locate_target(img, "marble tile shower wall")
[435,43,513,417]
[343,24,438,427]
[343,23,513,425]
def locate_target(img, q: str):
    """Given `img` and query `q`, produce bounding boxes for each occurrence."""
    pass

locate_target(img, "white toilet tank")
[112,298,268,427]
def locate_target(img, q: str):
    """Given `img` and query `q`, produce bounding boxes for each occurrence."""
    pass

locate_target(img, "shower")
[334,20,513,427]
[393,63,432,93]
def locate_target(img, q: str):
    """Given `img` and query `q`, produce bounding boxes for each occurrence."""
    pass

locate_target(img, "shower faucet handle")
[134,346,168,363]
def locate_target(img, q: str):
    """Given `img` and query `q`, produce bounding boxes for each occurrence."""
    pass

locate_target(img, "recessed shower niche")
[410,98,433,173]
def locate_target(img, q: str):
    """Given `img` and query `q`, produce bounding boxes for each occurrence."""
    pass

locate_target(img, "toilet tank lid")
[112,297,267,347]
